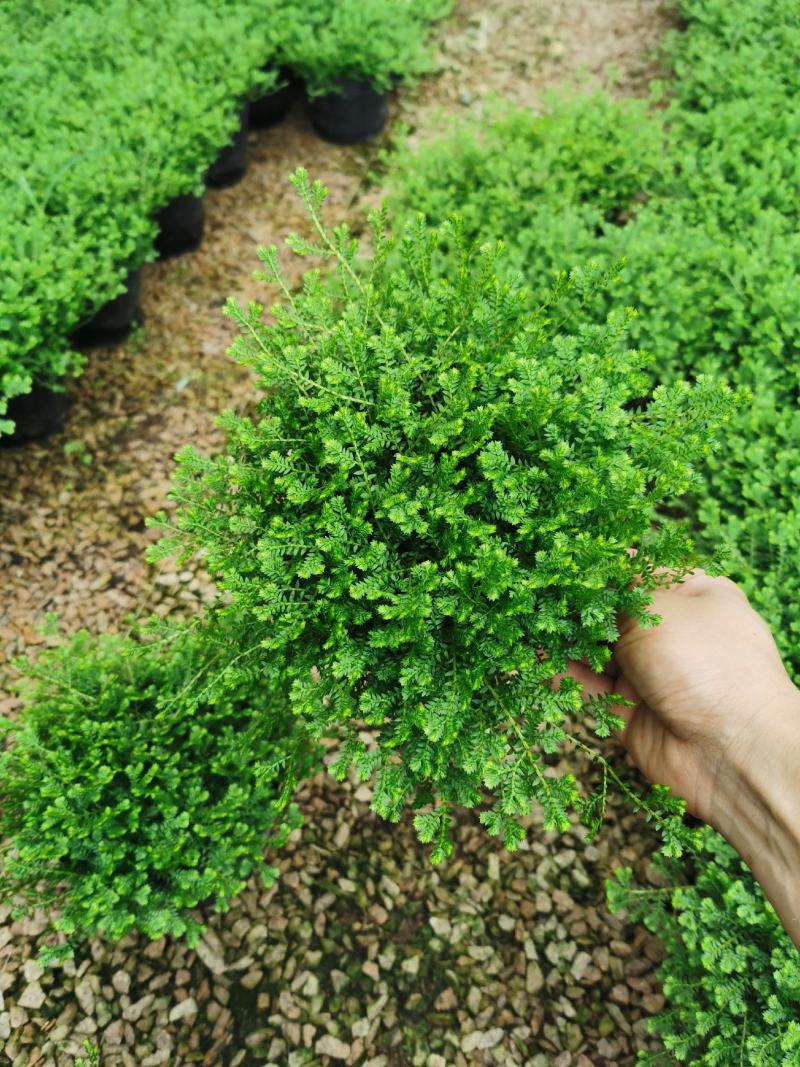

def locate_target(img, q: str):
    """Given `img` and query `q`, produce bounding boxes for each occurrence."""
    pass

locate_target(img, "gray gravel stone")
[429,916,451,938]
[315,1034,351,1059]
[74,977,95,1016]
[169,996,198,1022]
[22,959,44,983]
[462,1027,504,1052]
[570,950,593,981]
[122,994,155,1022]
[196,940,227,975]
[17,982,45,1010]
[141,1052,171,1066]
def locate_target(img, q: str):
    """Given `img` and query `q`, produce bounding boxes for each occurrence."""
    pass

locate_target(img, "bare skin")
[573,571,800,950]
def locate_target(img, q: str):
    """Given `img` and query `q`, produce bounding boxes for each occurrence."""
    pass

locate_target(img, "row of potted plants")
[3,73,397,446]
[1,0,451,446]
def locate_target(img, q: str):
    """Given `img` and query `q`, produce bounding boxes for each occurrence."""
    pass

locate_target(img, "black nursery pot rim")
[249,74,296,129]
[206,106,249,188]
[72,268,141,347]
[309,78,389,145]
[2,380,71,446]
[155,193,205,259]
[307,74,387,98]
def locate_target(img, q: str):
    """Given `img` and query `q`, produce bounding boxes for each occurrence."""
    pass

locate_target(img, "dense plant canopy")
[0,624,315,962]
[0,0,449,436]
[389,92,665,298]
[609,832,800,1066]
[388,1,800,678]
[0,0,287,433]
[150,169,733,862]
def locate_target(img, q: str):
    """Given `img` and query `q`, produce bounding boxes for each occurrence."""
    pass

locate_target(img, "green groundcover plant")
[608,832,800,1066]
[0,621,316,963]
[278,0,451,96]
[387,91,665,298]
[150,169,734,864]
[387,6,800,676]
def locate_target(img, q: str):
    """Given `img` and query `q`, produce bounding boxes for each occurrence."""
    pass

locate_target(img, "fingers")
[562,660,615,698]
[616,568,712,638]
[604,651,621,681]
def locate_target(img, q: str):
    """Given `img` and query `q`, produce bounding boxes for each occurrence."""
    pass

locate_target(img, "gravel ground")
[1,1,677,1063]
[1,763,667,1066]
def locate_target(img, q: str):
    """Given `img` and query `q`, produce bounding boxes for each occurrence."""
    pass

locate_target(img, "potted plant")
[0,621,315,961]
[277,0,451,143]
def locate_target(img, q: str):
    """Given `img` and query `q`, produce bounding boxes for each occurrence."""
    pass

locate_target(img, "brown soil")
[0,2,678,1064]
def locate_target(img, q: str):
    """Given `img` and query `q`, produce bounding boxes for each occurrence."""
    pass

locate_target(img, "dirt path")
[0,2,677,1064]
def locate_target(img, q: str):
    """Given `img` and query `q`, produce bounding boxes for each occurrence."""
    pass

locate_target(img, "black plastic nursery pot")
[2,382,71,446]
[250,71,296,129]
[155,194,204,259]
[309,79,389,145]
[72,269,141,347]
[206,107,249,188]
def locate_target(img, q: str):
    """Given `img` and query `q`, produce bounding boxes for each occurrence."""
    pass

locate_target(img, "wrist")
[709,682,800,949]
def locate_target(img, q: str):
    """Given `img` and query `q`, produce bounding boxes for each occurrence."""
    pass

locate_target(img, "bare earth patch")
[0,2,678,1064]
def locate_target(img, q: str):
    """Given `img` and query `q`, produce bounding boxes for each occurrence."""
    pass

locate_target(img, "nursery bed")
[0,1,676,1063]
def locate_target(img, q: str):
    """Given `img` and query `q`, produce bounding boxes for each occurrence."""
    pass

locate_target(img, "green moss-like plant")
[150,169,735,863]
[386,2,800,679]
[0,623,316,962]
[608,831,800,1065]
[388,92,666,295]
[388,0,800,1052]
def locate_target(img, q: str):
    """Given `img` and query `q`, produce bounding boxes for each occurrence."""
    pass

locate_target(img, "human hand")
[573,570,798,825]
[572,570,800,947]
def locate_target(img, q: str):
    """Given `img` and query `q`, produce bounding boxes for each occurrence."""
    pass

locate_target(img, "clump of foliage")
[150,169,734,862]
[389,91,665,296]
[0,622,315,962]
[608,831,800,1065]
[0,0,285,434]
[277,0,451,96]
